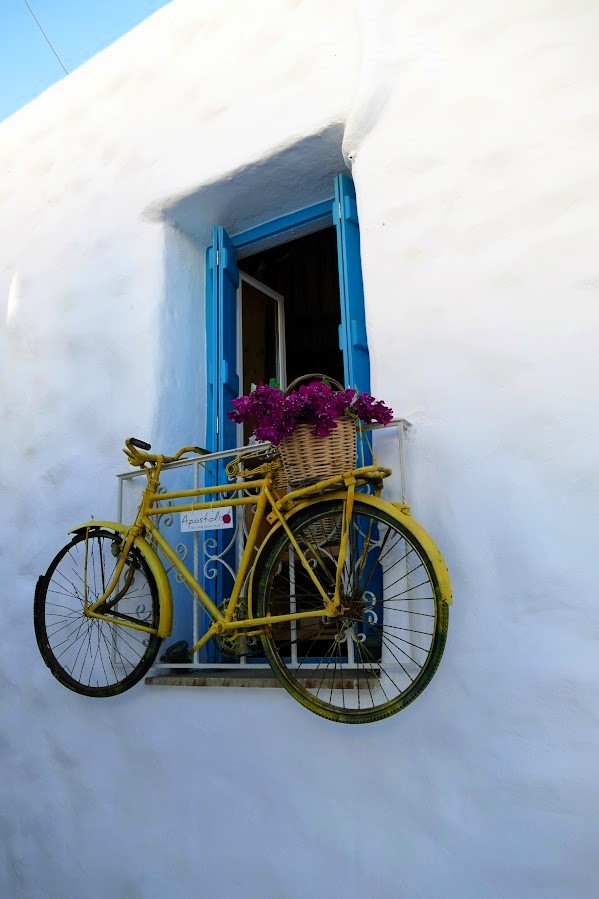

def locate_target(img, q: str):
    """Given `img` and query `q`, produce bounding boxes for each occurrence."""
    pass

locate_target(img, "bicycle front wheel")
[256,500,448,723]
[34,529,162,697]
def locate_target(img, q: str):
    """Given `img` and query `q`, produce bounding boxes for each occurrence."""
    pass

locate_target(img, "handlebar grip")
[129,438,152,450]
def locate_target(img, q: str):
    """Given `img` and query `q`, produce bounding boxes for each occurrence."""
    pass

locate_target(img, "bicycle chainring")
[213,597,262,657]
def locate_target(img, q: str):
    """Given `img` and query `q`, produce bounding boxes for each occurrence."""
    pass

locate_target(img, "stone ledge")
[145,669,376,689]
[145,669,282,688]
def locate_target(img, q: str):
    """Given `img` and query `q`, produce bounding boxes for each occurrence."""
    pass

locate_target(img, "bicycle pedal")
[160,640,192,663]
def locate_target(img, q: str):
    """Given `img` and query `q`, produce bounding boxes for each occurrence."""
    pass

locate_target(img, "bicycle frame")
[79,457,376,657]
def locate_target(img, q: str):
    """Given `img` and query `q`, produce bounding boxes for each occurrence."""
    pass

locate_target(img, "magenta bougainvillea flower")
[228,380,393,445]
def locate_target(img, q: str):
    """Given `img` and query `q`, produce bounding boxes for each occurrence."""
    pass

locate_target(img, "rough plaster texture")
[1,0,598,896]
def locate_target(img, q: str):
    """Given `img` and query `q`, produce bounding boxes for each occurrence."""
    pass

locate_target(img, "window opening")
[206,175,369,458]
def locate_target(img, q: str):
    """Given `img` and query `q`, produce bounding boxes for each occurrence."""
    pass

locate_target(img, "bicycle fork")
[334,475,356,610]
[82,526,142,617]
[83,465,162,623]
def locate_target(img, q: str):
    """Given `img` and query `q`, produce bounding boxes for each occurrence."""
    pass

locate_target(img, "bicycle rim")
[34,529,162,697]
[256,500,448,723]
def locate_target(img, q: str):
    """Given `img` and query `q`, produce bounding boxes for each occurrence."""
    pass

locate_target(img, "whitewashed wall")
[1,1,598,896]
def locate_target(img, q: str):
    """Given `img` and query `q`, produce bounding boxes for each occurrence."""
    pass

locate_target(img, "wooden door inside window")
[238,273,286,444]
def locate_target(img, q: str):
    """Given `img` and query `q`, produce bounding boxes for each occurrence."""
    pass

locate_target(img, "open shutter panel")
[334,173,370,394]
[206,227,240,453]
[205,241,218,453]
[216,227,240,452]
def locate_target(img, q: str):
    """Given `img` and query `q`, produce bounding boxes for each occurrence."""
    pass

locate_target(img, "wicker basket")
[279,418,356,488]
[278,374,357,488]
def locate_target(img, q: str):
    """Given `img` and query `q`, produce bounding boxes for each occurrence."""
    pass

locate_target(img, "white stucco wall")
[1,1,598,897]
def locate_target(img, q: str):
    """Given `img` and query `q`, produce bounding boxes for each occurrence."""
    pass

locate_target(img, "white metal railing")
[116,419,411,670]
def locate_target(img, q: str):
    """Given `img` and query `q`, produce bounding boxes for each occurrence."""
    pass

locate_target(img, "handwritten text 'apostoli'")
[180,507,234,532]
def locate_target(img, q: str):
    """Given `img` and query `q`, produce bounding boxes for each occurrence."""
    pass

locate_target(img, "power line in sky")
[21,0,69,76]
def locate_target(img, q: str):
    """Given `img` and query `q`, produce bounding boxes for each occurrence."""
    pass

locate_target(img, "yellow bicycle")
[34,437,452,723]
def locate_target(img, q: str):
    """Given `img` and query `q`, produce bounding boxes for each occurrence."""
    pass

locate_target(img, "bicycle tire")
[255,499,448,723]
[34,529,162,697]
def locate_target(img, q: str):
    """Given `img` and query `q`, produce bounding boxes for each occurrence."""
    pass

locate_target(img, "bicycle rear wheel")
[34,529,162,697]
[255,500,448,723]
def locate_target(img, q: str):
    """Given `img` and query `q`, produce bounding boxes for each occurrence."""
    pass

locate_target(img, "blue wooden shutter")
[205,242,217,453]
[204,228,239,659]
[206,226,240,453]
[334,173,370,394]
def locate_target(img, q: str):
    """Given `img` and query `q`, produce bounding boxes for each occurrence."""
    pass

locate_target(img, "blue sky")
[0,1,171,122]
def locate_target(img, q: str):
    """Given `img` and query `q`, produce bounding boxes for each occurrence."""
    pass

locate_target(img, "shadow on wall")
[152,225,204,452]
[144,123,347,243]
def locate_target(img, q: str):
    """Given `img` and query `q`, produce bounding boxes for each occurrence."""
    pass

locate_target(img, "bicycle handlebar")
[129,437,151,451]
[124,437,210,467]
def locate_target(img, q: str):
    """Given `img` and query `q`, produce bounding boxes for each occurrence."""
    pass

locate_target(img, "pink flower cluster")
[228,381,393,445]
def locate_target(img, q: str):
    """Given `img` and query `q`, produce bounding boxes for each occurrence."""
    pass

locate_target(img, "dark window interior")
[239,280,279,397]
[239,226,344,387]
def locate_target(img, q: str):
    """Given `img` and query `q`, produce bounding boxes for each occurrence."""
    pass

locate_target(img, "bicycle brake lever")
[123,449,145,467]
